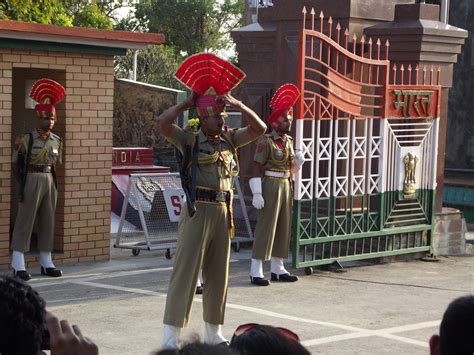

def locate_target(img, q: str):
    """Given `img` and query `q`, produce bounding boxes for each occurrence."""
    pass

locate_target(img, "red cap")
[34,104,56,118]
[175,53,245,118]
[268,84,300,125]
[29,79,67,118]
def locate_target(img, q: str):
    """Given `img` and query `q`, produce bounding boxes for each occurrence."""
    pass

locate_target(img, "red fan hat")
[175,53,246,118]
[268,84,300,126]
[29,79,67,119]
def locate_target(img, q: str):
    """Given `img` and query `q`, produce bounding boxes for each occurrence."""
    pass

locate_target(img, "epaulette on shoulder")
[50,132,62,141]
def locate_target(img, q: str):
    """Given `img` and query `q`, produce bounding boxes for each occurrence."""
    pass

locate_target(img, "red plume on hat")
[29,79,67,118]
[175,53,246,117]
[268,83,300,126]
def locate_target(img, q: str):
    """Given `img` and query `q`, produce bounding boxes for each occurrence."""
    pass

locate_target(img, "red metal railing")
[297,7,442,121]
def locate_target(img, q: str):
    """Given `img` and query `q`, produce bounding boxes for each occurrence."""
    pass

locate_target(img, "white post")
[133,50,138,81]
[440,0,449,24]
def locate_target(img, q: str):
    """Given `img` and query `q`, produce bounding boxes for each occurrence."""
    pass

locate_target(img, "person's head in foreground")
[0,275,47,355]
[429,295,474,355]
[229,323,310,355]
[156,339,237,354]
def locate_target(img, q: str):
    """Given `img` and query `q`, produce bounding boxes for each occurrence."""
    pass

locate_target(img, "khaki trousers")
[163,200,231,328]
[11,173,57,253]
[252,177,292,260]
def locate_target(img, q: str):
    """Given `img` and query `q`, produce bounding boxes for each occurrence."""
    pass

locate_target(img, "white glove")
[249,177,264,210]
[291,151,305,174]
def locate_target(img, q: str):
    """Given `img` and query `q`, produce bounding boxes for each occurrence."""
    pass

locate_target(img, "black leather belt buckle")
[29,165,52,173]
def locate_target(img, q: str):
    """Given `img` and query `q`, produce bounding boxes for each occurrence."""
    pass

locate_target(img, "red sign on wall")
[112,147,154,166]
[385,85,440,119]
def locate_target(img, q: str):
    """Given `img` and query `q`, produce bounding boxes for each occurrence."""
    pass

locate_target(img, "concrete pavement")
[5,242,473,355]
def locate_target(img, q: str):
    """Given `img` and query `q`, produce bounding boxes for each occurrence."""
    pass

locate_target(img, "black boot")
[13,269,32,281]
[271,272,298,282]
[250,276,270,286]
[41,266,63,277]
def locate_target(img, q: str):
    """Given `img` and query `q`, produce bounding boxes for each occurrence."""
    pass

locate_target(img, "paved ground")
[5,242,473,355]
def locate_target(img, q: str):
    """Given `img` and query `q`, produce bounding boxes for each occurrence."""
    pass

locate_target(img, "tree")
[0,0,246,88]
[0,0,127,29]
[71,2,113,29]
[134,0,245,56]
[115,45,183,89]
[115,0,244,87]
[0,0,74,26]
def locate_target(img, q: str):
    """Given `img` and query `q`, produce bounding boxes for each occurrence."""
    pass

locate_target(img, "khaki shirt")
[166,128,251,191]
[254,130,294,172]
[12,130,63,165]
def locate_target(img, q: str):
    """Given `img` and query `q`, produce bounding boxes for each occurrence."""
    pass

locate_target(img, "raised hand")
[46,311,99,355]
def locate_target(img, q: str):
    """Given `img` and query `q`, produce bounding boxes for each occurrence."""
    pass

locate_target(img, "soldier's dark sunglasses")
[231,323,300,342]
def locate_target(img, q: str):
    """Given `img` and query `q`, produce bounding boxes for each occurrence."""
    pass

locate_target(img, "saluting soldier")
[10,79,66,281]
[157,53,266,349]
[248,84,304,286]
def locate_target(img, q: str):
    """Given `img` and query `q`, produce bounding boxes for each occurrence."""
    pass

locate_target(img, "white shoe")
[162,324,181,349]
[203,322,228,345]
[271,257,288,275]
[250,258,264,278]
[39,251,55,269]
[11,250,26,271]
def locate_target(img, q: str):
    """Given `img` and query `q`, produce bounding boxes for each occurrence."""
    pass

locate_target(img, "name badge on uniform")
[52,148,59,155]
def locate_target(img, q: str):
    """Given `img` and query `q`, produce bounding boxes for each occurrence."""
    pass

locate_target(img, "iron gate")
[292,8,441,272]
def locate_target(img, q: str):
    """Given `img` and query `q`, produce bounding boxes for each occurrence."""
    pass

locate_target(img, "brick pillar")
[0,49,13,267]
[364,3,468,212]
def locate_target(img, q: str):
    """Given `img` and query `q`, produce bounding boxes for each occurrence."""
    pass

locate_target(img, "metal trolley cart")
[114,173,253,257]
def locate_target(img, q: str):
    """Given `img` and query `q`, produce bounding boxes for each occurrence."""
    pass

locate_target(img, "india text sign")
[385,86,440,119]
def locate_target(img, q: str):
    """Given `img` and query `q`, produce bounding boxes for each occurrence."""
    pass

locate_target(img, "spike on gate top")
[336,22,341,44]
[376,38,381,60]
[368,38,373,60]
[328,16,333,38]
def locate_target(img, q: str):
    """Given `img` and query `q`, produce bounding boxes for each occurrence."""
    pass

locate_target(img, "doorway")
[10,68,66,252]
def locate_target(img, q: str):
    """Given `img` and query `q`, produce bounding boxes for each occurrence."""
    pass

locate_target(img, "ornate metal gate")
[292,8,441,272]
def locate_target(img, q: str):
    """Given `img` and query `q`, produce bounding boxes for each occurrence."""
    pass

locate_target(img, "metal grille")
[114,173,253,255]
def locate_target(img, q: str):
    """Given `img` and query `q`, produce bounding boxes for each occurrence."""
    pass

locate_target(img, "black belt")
[28,165,52,173]
[196,188,231,203]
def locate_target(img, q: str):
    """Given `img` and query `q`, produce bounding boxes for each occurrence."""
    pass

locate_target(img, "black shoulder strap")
[19,133,33,202]
[189,136,199,204]
[175,134,199,217]
[26,132,33,165]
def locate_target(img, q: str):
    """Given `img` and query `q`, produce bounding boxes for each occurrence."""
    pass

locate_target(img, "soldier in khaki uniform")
[157,53,266,349]
[249,84,304,286]
[10,79,66,281]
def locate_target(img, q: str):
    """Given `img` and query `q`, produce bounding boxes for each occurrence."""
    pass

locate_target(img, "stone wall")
[113,79,183,171]
[432,208,467,256]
